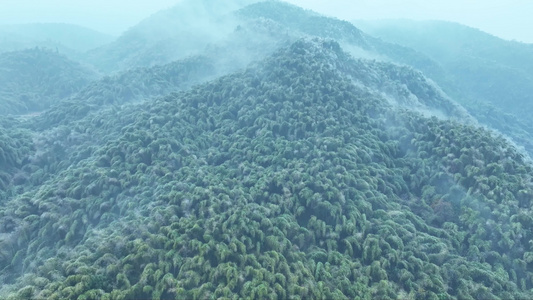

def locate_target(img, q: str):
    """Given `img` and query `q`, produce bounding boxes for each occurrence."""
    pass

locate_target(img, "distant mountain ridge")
[354,19,533,157]
[85,0,257,72]
[0,23,114,54]
[31,17,293,129]
[0,48,99,115]
[354,20,533,72]
[237,2,448,87]
[353,19,533,118]
[82,0,446,82]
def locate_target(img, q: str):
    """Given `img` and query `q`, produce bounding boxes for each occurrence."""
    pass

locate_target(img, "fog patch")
[87,0,263,72]
[205,17,297,75]
[341,42,387,61]
[379,91,449,120]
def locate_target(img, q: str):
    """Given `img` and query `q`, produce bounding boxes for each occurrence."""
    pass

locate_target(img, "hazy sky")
[1,0,531,43]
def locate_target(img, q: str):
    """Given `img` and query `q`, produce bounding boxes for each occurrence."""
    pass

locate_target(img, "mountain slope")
[353,19,533,158]
[85,0,256,73]
[0,48,99,115]
[2,39,533,300]
[84,0,444,81]
[354,20,533,123]
[0,121,33,193]
[30,18,291,130]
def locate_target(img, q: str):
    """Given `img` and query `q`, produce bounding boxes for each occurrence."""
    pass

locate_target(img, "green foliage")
[1,9,533,300]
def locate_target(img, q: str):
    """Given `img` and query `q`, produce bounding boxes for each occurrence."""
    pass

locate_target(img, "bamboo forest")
[1,1,533,299]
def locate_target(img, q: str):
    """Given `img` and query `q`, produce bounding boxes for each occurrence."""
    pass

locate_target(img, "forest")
[1,1,533,299]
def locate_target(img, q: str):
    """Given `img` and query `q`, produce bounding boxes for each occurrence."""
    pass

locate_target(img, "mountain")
[2,1,533,299]
[0,23,114,54]
[353,19,533,155]
[31,18,291,130]
[236,1,367,46]
[0,48,99,115]
[85,0,257,73]
[2,37,533,299]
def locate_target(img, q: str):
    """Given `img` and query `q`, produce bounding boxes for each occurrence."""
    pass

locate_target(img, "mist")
[1,0,531,43]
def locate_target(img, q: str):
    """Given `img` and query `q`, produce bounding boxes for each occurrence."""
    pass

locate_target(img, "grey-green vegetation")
[1,1,533,299]
[354,19,533,157]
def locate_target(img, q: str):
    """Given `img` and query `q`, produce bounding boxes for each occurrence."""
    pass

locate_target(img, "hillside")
[83,0,445,80]
[1,38,533,299]
[86,0,435,75]
[0,48,99,115]
[354,20,533,154]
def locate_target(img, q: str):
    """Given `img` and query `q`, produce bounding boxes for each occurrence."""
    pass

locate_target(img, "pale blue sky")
[1,0,531,43]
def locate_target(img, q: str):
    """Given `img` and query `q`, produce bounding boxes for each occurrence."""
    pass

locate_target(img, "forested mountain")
[1,1,533,299]
[0,23,114,54]
[3,37,533,299]
[0,48,99,115]
[31,18,291,129]
[85,0,256,73]
[237,2,448,81]
[354,19,533,156]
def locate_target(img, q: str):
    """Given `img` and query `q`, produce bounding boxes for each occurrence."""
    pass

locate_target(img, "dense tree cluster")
[30,56,217,130]
[2,1,533,299]
[1,39,533,299]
